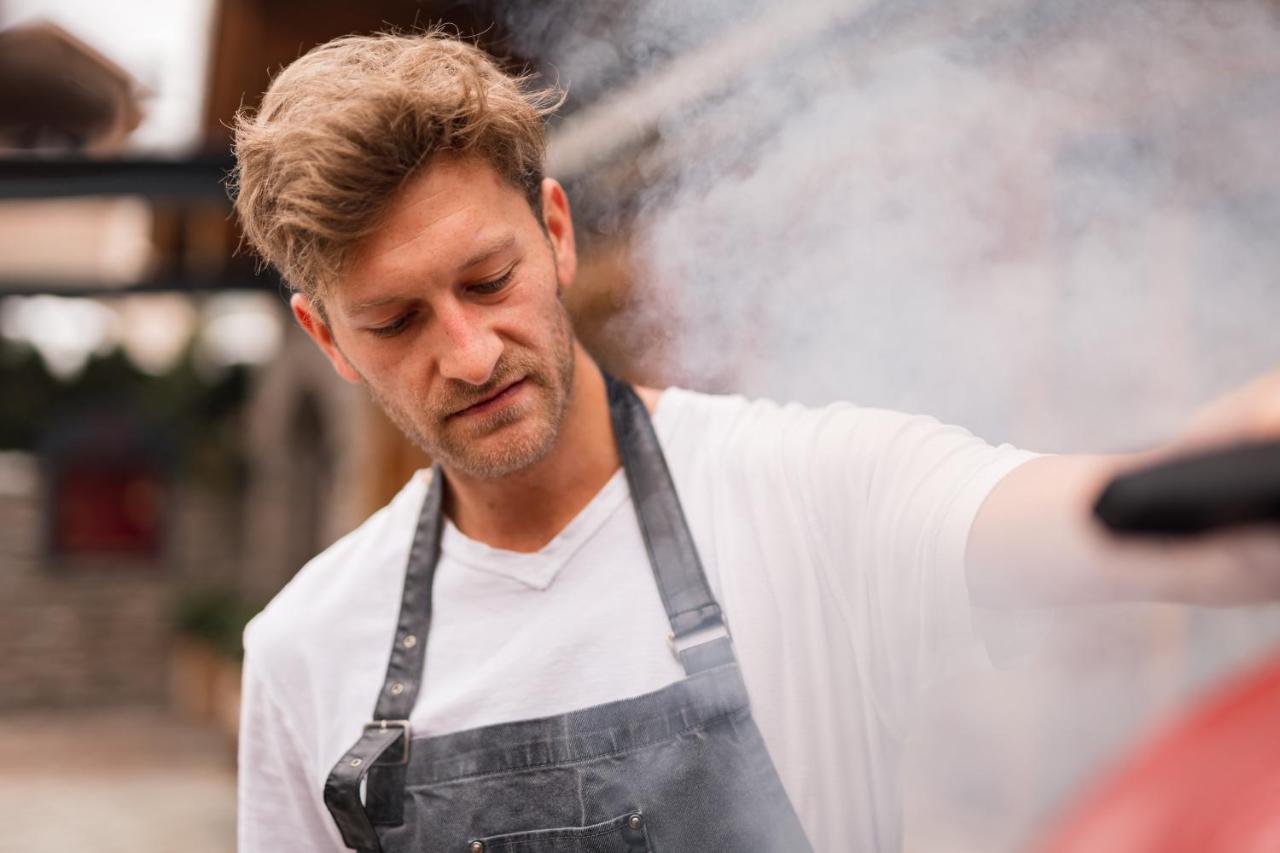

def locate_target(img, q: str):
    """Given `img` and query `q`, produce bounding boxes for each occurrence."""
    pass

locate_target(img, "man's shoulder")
[653,387,860,505]
[244,470,430,666]
[654,384,782,438]
[657,384,879,455]
[656,386,994,504]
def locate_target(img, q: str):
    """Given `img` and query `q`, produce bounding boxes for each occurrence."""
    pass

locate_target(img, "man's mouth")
[449,378,526,418]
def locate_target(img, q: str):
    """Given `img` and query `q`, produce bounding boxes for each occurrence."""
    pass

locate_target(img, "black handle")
[1094,439,1280,536]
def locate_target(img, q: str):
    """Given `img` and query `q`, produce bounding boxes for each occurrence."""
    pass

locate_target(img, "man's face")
[295,154,580,479]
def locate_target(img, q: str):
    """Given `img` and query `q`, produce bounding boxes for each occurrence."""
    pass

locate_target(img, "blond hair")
[230,30,562,298]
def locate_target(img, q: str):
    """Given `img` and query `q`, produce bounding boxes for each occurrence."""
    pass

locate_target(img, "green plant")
[173,587,261,661]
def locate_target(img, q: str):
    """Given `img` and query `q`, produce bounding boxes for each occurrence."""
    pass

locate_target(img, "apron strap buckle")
[667,606,733,673]
[363,719,412,765]
[324,719,413,852]
[666,623,730,656]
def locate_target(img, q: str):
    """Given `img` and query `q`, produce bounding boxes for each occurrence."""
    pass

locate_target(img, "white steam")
[619,0,1280,451]
[523,0,1280,850]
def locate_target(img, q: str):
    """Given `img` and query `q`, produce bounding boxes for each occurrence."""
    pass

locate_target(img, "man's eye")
[369,312,415,338]
[470,269,514,296]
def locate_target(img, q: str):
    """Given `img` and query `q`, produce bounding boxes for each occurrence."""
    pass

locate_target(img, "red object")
[1042,651,1280,853]
[54,463,163,557]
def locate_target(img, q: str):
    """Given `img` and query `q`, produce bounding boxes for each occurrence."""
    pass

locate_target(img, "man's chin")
[438,442,555,480]
[434,417,560,480]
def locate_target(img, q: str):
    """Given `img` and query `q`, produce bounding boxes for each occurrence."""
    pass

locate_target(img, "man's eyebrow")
[346,236,519,315]
[459,234,517,270]
[347,294,409,314]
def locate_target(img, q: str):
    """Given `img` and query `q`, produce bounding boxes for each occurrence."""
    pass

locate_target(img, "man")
[231,30,1280,853]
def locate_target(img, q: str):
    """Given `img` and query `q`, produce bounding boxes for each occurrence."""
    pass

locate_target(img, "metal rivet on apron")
[402,634,417,649]
[349,758,362,767]
[389,681,405,696]
[468,842,484,853]
[628,813,643,830]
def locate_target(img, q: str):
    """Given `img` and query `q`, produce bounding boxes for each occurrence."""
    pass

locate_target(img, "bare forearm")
[966,451,1280,608]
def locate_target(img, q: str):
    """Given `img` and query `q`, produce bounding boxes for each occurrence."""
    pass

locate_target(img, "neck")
[440,345,620,553]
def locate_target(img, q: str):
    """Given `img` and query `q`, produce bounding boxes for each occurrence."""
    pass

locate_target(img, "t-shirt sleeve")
[238,617,348,853]
[725,398,1042,733]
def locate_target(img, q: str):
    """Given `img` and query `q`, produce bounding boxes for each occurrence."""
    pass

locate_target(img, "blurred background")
[0,1,1278,851]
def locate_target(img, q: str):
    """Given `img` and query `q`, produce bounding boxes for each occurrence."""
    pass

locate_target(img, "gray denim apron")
[323,375,814,852]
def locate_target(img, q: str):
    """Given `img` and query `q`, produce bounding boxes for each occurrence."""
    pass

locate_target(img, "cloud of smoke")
[536,0,1280,452]
[512,0,1280,848]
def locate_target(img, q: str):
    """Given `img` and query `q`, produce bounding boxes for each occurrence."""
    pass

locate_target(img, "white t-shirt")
[238,387,1039,853]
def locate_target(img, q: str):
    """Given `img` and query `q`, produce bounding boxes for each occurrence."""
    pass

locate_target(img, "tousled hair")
[229,29,563,299]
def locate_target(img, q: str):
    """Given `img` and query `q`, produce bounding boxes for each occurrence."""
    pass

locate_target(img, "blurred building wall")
[0,462,242,709]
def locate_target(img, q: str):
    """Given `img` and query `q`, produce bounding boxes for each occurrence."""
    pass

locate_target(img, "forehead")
[342,155,534,292]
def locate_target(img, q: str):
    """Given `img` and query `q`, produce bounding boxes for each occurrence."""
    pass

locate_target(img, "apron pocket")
[470,809,651,852]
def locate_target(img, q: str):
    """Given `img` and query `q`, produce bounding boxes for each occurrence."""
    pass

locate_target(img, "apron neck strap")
[604,373,731,674]
[373,467,443,722]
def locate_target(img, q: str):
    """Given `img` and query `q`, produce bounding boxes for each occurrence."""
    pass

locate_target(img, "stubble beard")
[367,302,577,480]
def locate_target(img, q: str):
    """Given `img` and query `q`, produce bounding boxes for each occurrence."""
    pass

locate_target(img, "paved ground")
[0,708,236,853]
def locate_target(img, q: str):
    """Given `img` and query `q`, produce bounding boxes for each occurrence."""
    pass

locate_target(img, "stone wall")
[0,453,241,710]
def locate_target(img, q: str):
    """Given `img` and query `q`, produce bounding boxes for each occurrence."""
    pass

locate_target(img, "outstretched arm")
[966,369,1280,609]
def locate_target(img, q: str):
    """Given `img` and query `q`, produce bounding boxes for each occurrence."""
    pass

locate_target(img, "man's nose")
[435,303,501,386]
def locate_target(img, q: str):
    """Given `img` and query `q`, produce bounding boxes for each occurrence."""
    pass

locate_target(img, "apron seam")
[483,818,642,848]
[402,704,749,790]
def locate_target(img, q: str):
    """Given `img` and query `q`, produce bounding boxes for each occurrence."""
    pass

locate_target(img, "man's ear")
[290,293,362,384]
[540,178,577,290]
